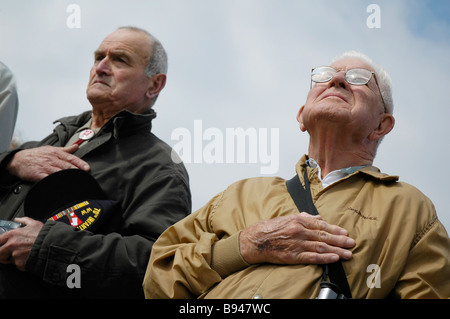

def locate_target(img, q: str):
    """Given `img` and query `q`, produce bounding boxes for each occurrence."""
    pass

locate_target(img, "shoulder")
[360,166,433,205]
[224,176,287,195]
[363,169,438,241]
[201,176,294,229]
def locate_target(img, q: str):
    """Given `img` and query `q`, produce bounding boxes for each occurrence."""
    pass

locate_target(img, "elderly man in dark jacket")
[0,26,191,298]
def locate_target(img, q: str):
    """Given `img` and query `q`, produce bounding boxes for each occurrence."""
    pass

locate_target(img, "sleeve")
[143,197,223,299]
[393,216,450,299]
[143,189,250,299]
[25,172,192,299]
[0,133,60,191]
[0,62,19,153]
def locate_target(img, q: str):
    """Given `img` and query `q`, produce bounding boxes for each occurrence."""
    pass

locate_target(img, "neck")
[307,128,375,178]
[91,108,117,129]
[90,100,152,129]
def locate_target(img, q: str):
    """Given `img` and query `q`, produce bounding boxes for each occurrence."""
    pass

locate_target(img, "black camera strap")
[286,169,352,299]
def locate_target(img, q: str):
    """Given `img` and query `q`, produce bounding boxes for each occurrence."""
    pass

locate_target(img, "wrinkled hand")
[240,213,356,265]
[7,144,90,183]
[0,217,43,271]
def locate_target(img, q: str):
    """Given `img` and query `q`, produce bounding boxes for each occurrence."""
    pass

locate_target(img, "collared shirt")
[306,158,366,188]
[64,118,100,147]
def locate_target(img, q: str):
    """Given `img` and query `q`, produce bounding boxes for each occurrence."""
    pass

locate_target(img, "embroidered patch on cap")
[47,200,107,230]
[24,169,121,233]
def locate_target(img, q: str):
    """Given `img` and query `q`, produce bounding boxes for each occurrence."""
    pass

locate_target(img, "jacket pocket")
[43,245,78,287]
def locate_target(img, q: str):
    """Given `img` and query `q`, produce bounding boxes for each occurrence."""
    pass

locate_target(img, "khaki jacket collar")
[295,154,399,191]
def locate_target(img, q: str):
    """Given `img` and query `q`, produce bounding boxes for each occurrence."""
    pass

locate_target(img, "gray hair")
[330,51,394,114]
[117,26,168,107]
[117,26,168,76]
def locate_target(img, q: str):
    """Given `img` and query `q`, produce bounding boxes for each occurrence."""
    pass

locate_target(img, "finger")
[312,229,356,249]
[0,233,12,262]
[301,241,353,262]
[299,212,348,236]
[60,144,79,154]
[0,232,8,246]
[13,217,32,226]
[313,240,353,260]
[52,157,84,171]
[55,149,90,172]
[297,252,341,264]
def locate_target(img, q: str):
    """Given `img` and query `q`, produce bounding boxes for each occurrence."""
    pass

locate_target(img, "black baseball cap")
[24,169,121,233]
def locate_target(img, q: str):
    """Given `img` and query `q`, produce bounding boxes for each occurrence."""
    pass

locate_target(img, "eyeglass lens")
[312,67,373,85]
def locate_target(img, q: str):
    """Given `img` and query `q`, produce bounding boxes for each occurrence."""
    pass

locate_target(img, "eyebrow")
[94,49,133,62]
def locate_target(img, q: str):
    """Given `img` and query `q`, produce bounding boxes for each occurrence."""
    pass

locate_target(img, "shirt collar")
[306,158,367,188]
[74,118,101,135]
[295,155,399,194]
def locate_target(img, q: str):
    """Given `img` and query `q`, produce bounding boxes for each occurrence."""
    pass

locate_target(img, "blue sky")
[1,0,449,233]
[407,0,450,40]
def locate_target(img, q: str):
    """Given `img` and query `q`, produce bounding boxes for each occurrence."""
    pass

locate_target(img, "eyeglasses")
[311,66,387,112]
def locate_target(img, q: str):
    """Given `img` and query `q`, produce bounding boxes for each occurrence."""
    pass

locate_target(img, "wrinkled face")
[86,29,153,114]
[301,58,386,137]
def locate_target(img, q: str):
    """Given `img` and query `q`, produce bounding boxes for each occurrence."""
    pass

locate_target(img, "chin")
[312,105,352,123]
[87,86,109,98]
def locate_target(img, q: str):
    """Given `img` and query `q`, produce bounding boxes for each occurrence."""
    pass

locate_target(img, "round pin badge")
[79,129,95,141]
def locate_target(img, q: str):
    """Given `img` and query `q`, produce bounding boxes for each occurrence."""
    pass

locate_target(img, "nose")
[95,56,112,76]
[327,71,347,90]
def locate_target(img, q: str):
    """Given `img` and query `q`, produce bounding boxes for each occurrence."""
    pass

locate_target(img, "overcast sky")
[1,0,449,232]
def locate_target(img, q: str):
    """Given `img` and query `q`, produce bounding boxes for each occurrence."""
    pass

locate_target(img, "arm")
[393,217,450,299]
[144,184,355,299]
[3,172,190,298]
[143,206,225,299]
[0,62,18,153]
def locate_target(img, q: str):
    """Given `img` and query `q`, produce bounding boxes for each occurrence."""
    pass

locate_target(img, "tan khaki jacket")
[144,156,450,299]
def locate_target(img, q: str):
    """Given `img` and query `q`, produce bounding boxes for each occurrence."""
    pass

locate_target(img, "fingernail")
[343,250,352,259]
[346,238,356,246]
[331,255,339,262]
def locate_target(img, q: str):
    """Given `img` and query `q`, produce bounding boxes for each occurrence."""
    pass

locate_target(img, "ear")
[145,74,167,100]
[296,105,307,132]
[369,113,395,142]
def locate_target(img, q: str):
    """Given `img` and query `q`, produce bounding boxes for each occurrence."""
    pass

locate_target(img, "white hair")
[330,51,394,114]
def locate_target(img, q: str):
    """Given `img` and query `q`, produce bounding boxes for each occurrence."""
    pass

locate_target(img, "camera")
[0,220,23,234]
[316,281,348,299]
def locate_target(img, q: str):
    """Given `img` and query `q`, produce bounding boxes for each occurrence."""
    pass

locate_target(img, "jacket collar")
[54,109,157,140]
[295,154,399,186]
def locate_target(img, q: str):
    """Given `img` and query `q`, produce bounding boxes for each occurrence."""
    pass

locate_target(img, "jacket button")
[13,185,22,194]
[253,294,263,299]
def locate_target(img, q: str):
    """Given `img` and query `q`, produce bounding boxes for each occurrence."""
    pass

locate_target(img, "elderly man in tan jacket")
[143,51,450,299]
